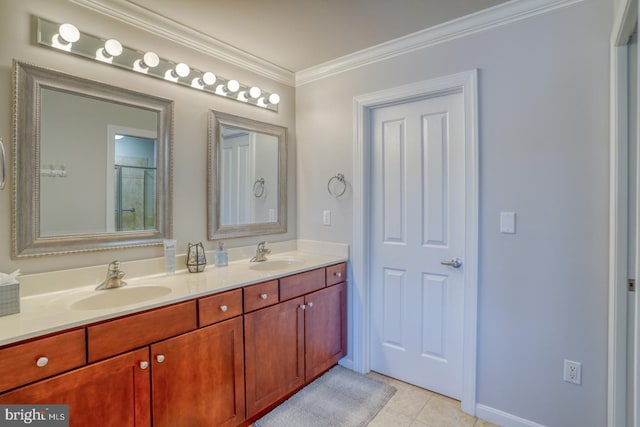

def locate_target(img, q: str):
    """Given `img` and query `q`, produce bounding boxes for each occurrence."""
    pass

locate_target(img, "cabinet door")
[244,297,305,418]
[305,281,347,381]
[0,348,151,427]
[151,316,245,427]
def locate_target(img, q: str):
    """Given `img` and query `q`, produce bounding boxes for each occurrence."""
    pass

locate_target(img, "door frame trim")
[609,1,636,426]
[351,69,479,414]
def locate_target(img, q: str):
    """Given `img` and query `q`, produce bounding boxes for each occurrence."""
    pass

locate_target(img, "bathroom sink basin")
[249,258,304,272]
[70,285,172,310]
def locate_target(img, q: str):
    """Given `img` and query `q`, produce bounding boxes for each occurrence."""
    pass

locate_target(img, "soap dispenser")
[215,242,228,267]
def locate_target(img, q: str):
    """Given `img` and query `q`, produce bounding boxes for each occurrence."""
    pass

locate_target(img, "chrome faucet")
[250,241,271,263]
[96,261,127,290]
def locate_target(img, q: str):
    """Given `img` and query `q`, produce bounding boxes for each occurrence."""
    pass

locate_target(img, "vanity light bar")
[35,17,280,112]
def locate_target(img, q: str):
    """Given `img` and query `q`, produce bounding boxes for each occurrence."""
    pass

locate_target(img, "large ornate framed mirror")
[12,61,173,257]
[208,110,287,240]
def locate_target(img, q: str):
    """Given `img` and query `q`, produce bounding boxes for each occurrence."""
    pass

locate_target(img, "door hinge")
[629,279,636,292]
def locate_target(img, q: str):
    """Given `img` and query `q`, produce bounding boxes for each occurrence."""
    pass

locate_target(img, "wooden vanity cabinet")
[0,328,86,392]
[244,297,305,418]
[304,280,347,381]
[0,347,151,427]
[244,262,348,418]
[0,262,346,427]
[151,316,245,427]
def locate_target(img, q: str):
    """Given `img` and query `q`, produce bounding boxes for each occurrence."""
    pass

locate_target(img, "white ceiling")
[128,0,509,72]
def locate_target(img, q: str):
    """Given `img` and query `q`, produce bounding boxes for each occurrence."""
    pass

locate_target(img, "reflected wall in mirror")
[13,61,173,257]
[208,111,287,240]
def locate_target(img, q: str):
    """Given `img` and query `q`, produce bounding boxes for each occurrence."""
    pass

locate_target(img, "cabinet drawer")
[199,288,243,326]
[243,280,279,312]
[0,329,86,393]
[87,300,197,362]
[280,269,326,301]
[326,263,347,286]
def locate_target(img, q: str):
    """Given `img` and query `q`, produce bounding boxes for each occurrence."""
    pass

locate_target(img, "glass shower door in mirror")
[111,131,157,232]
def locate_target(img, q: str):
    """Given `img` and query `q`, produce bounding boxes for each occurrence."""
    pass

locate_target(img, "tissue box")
[0,279,20,317]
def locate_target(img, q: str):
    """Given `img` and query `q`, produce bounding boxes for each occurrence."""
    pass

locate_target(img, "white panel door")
[370,91,465,399]
[221,134,252,225]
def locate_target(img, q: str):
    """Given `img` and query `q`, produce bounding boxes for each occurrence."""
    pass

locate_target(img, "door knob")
[441,258,462,268]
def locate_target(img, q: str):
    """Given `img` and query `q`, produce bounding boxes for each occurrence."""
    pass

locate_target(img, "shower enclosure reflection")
[112,134,157,232]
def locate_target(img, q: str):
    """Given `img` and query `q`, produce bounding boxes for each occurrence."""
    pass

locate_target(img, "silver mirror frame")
[207,110,287,240]
[12,60,174,257]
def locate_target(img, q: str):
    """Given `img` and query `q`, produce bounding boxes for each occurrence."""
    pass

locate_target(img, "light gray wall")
[295,1,610,426]
[0,0,296,273]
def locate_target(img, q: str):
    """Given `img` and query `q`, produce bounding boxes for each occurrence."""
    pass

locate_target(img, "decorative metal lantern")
[186,242,207,273]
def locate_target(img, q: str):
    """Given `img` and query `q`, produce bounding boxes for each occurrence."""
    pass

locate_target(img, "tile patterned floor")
[250,371,500,427]
[366,371,500,427]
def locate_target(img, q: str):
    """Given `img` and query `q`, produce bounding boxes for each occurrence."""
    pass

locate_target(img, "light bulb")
[142,52,160,68]
[226,79,240,93]
[248,86,261,99]
[201,72,216,86]
[52,23,80,51]
[175,63,190,78]
[58,23,80,44]
[134,52,160,73]
[268,93,281,105]
[104,39,123,57]
[164,63,190,82]
[96,39,123,63]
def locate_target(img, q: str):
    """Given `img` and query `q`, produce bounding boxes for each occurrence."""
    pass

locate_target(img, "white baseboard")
[476,404,546,427]
[338,357,354,371]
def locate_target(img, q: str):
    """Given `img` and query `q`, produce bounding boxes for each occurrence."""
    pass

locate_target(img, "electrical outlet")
[563,359,582,385]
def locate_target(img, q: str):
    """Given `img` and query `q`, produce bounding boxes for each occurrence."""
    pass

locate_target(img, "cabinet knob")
[156,354,165,363]
[308,302,314,308]
[300,304,306,310]
[139,361,149,370]
[260,293,268,300]
[335,271,342,278]
[219,305,228,312]
[36,357,49,368]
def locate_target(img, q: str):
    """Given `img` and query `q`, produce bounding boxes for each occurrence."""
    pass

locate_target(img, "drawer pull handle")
[36,357,49,368]
[220,305,228,312]
[308,302,314,308]
[140,361,149,370]
[260,293,268,300]
[156,354,165,363]
[335,271,342,278]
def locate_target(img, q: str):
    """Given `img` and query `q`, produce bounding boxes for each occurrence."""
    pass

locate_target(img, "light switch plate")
[500,212,516,234]
[322,210,331,226]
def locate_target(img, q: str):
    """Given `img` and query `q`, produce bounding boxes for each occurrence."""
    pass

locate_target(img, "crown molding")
[69,0,296,86]
[295,0,585,86]
[69,0,585,88]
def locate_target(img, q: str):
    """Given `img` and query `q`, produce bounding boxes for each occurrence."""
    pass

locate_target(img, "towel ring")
[253,178,265,198]
[327,173,347,198]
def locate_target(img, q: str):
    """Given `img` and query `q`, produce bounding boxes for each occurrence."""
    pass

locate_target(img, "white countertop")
[0,249,347,347]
